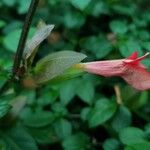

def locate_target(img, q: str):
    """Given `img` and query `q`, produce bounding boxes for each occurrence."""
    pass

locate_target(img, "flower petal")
[122,66,150,90]
[127,51,138,60]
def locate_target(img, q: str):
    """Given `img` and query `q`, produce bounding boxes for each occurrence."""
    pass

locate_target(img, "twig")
[114,85,123,105]
[12,0,39,77]
[0,0,39,95]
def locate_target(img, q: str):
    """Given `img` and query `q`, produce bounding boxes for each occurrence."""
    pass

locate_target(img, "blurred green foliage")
[1,0,150,149]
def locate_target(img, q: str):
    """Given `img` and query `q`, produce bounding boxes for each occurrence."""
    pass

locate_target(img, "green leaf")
[112,5,135,16]
[82,36,112,59]
[2,124,38,150]
[17,0,31,14]
[109,20,128,34]
[34,51,87,84]
[111,106,131,132]
[10,96,27,119]
[86,1,109,17]
[3,28,35,53]
[28,127,58,144]
[119,127,147,145]
[47,66,85,85]
[24,24,54,68]
[62,133,90,150]
[3,29,21,52]
[0,139,7,150]
[2,0,16,6]
[125,142,150,150]
[54,119,72,139]
[103,138,121,150]
[80,107,91,121]
[20,110,54,128]
[63,11,85,29]
[60,80,76,106]
[0,20,6,28]
[88,98,117,127]
[52,102,68,117]
[37,89,58,105]
[142,41,150,51]
[119,39,142,57]
[137,30,150,40]
[0,101,11,118]
[70,0,91,10]
[76,79,94,104]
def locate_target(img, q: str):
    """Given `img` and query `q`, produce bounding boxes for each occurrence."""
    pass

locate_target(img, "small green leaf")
[2,0,16,6]
[86,1,108,17]
[63,11,85,29]
[28,127,58,144]
[3,28,35,53]
[34,51,87,84]
[103,138,121,150]
[20,110,54,128]
[111,106,131,132]
[70,0,91,10]
[62,133,90,150]
[2,124,38,150]
[142,41,150,51]
[125,142,150,150]
[80,107,91,121]
[37,89,58,105]
[109,20,128,34]
[54,119,72,139]
[119,127,147,145]
[3,29,21,52]
[0,101,11,118]
[60,80,76,106]
[76,79,94,104]
[10,96,27,119]
[82,36,112,59]
[119,39,142,57]
[52,102,68,117]
[17,0,31,14]
[0,20,6,28]
[88,98,117,127]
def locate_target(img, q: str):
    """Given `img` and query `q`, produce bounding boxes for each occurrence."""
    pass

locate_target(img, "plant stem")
[12,0,39,78]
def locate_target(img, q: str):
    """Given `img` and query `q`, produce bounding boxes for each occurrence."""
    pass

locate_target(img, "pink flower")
[82,51,150,90]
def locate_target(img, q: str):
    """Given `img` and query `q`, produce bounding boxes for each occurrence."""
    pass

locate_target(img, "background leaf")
[62,133,90,150]
[111,106,132,132]
[109,20,128,34]
[0,101,11,118]
[103,138,121,150]
[88,98,117,127]
[54,119,72,139]
[1,124,38,150]
[76,79,94,104]
[70,0,91,10]
[119,127,147,145]
[59,80,76,106]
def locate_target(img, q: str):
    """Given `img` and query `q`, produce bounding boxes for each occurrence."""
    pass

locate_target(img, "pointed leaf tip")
[127,51,138,60]
[23,24,55,68]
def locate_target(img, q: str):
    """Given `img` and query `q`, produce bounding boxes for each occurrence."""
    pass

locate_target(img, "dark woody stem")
[12,0,39,78]
[0,0,39,95]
